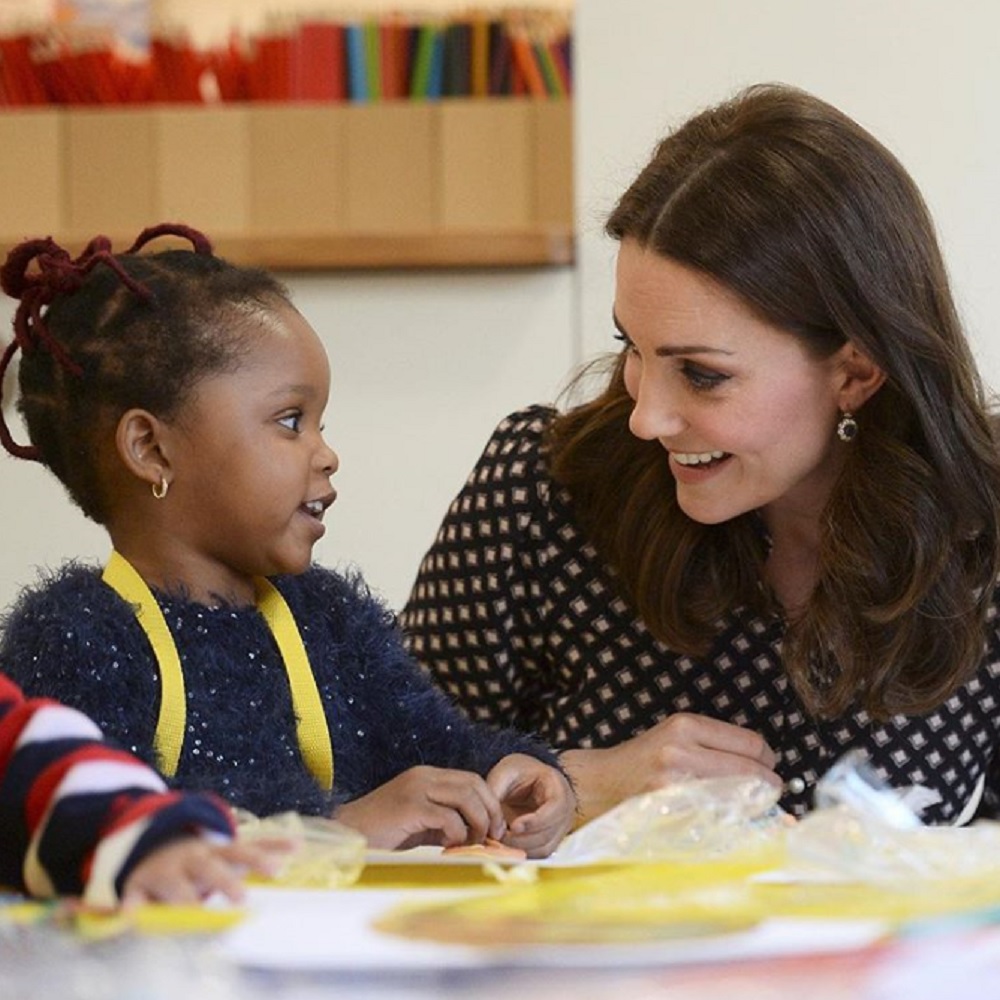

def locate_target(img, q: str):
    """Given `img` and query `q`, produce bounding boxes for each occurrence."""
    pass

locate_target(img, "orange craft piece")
[441,837,527,860]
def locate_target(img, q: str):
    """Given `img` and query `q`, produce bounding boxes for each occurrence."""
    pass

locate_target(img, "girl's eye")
[681,362,730,391]
[278,412,302,433]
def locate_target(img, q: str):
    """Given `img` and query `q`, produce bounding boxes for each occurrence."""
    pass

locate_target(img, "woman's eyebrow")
[612,312,734,357]
[655,345,734,357]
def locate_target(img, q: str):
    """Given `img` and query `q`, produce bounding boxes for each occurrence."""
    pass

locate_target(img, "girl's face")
[157,301,338,601]
[615,240,849,531]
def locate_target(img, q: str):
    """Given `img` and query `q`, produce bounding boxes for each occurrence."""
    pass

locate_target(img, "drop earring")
[836,412,858,442]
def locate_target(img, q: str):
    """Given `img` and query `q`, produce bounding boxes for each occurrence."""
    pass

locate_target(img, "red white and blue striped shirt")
[0,672,233,906]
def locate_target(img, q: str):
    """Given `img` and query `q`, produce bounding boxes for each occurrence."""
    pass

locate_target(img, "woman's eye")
[613,331,638,354]
[278,412,302,433]
[681,362,729,390]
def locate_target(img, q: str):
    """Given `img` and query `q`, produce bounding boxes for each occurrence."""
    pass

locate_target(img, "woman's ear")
[116,408,171,489]
[835,342,886,413]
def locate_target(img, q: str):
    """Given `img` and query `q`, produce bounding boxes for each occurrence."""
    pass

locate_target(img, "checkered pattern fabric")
[402,406,1000,823]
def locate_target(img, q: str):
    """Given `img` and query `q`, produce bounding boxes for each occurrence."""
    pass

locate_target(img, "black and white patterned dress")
[401,406,1000,823]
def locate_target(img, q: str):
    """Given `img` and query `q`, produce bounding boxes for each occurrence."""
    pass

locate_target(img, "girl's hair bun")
[0,223,213,462]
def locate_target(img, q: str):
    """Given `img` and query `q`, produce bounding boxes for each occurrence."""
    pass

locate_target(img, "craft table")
[6,851,1000,1000]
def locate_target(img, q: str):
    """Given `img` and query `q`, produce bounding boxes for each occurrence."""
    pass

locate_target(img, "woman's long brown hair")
[548,85,1000,720]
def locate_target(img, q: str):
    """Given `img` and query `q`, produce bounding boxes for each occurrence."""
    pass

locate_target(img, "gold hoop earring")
[836,412,858,443]
[152,476,169,500]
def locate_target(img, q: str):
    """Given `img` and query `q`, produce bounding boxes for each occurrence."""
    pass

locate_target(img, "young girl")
[0,671,281,906]
[0,226,574,857]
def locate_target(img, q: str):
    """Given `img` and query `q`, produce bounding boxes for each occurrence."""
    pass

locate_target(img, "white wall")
[0,268,576,613]
[292,269,577,608]
[575,0,1000,390]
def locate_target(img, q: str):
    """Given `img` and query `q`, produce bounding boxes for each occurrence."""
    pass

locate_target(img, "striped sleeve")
[0,673,234,905]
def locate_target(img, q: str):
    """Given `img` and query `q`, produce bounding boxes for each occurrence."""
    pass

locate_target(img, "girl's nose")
[318,439,339,476]
[628,378,687,442]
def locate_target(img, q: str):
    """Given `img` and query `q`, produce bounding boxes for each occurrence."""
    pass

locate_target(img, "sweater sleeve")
[400,407,558,733]
[0,564,160,760]
[289,567,561,801]
[0,673,233,906]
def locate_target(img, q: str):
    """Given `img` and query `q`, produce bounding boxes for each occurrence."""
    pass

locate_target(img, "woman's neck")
[761,510,823,618]
[764,543,819,618]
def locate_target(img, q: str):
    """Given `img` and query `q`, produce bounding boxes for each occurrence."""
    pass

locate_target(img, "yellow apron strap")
[255,578,334,791]
[101,550,186,777]
[102,551,335,791]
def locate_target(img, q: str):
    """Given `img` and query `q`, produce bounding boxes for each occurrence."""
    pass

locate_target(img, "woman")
[401,83,1000,825]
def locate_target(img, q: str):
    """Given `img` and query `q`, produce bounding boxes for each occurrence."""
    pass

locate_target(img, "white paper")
[220,885,887,973]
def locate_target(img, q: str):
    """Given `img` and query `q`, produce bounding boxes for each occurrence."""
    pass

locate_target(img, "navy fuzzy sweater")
[0,563,558,818]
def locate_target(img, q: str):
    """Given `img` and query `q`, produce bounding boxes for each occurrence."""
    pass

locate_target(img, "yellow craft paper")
[377,852,1000,948]
[1,899,245,939]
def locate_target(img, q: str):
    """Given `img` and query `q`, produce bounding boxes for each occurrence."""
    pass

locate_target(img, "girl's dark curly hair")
[0,224,290,524]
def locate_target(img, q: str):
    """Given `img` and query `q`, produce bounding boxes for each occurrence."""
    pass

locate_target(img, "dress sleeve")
[0,673,233,905]
[400,407,558,732]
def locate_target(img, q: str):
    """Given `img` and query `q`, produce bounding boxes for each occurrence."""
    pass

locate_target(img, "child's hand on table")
[334,765,509,850]
[120,836,292,906]
[487,753,576,858]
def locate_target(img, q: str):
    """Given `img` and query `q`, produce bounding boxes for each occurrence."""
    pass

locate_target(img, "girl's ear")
[835,342,886,413]
[116,408,171,489]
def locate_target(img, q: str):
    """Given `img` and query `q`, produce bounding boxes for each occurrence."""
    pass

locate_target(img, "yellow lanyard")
[101,550,334,790]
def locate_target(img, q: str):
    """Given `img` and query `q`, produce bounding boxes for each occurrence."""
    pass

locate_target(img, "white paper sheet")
[220,886,887,973]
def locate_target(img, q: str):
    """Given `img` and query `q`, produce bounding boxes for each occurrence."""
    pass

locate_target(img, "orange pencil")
[509,31,546,98]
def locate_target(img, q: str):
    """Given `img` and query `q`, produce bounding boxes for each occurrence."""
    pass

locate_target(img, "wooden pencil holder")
[0,99,574,268]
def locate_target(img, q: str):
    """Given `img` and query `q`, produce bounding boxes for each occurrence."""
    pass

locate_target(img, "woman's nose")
[628,378,686,441]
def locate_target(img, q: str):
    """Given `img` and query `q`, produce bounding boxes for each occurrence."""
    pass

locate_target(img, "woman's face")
[615,239,850,530]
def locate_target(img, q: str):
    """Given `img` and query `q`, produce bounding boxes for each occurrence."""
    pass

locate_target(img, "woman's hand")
[334,766,507,850]
[486,754,577,858]
[561,713,780,824]
[120,836,291,906]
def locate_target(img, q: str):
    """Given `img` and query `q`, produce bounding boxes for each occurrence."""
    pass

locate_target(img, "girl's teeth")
[674,450,726,466]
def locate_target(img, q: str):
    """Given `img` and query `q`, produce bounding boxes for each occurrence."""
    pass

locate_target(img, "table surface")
[6,865,1000,1000]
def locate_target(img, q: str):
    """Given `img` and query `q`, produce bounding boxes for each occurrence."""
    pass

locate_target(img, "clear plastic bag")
[552,775,791,863]
[787,749,1000,883]
[235,811,367,888]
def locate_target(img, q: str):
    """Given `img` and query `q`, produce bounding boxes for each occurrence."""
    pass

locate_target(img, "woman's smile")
[669,450,733,484]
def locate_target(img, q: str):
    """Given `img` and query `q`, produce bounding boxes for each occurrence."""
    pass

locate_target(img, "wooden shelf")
[0,101,575,271]
[24,227,575,272]
[211,229,575,270]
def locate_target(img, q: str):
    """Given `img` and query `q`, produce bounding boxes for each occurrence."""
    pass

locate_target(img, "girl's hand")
[120,836,291,906]
[486,754,576,858]
[561,713,780,824]
[334,766,507,850]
